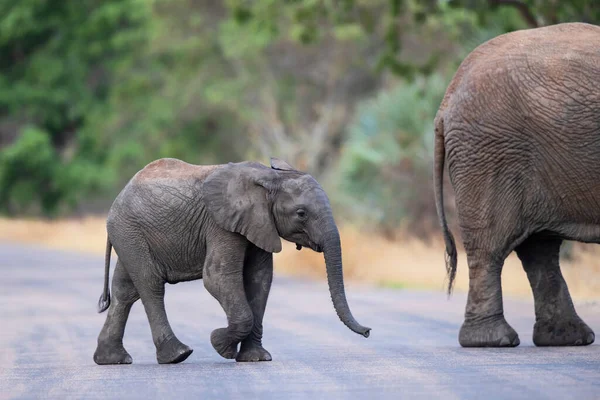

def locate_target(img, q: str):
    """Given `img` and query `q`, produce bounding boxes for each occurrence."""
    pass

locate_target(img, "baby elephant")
[93,158,370,365]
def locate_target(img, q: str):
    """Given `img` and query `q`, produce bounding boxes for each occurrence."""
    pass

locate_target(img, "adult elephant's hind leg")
[236,246,273,362]
[459,246,520,348]
[94,260,139,365]
[516,236,594,346]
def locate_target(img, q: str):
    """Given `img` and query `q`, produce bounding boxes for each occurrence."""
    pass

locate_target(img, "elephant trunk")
[322,225,371,338]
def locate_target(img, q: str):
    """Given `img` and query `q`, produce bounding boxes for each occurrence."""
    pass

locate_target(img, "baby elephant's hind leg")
[516,236,594,346]
[94,261,139,365]
[135,279,193,364]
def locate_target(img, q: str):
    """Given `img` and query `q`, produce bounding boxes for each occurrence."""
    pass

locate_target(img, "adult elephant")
[94,157,370,365]
[434,23,599,347]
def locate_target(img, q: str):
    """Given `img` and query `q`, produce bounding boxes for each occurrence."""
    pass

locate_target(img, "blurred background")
[0,0,599,299]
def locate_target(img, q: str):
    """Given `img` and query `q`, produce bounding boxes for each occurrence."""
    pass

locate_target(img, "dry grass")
[0,216,109,254]
[1,217,599,300]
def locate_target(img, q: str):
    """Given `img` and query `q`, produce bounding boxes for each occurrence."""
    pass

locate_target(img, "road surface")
[0,243,599,399]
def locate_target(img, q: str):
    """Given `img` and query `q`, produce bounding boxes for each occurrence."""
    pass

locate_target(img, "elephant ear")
[270,157,296,171]
[203,162,282,253]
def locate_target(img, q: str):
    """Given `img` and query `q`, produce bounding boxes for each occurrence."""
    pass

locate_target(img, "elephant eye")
[296,209,307,219]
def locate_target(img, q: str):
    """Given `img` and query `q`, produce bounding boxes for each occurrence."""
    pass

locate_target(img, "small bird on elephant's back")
[93,157,370,365]
[434,22,599,348]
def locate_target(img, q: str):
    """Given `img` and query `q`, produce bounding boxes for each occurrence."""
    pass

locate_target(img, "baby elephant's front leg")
[236,246,273,362]
[204,247,254,359]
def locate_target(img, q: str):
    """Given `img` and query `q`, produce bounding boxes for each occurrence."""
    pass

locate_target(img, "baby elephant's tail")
[97,237,112,313]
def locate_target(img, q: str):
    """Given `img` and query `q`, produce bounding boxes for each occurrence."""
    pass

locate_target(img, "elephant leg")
[516,236,594,346]
[135,278,193,364]
[236,246,273,362]
[94,260,139,365]
[204,240,254,360]
[459,248,520,347]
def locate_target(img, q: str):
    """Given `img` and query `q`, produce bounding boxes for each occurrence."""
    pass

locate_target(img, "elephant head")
[203,158,371,338]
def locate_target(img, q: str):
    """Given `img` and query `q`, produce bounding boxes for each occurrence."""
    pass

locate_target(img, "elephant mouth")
[295,242,322,253]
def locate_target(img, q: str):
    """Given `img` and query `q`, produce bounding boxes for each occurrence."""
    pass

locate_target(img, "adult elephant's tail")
[434,115,457,296]
[97,237,112,313]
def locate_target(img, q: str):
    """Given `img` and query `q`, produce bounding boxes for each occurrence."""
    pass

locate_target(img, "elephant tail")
[97,237,112,313]
[434,115,457,296]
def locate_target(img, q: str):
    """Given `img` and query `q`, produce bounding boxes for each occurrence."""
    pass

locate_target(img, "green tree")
[93,0,250,185]
[0,0,153,215]
[453,0,600,28]
[2,0,597,219]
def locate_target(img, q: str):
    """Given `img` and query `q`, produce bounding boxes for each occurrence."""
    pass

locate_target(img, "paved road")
[0,243,599,399]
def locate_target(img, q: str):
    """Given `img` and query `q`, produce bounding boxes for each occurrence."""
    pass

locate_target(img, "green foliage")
[0,127,59,214]
[0,0,153,215]
[96,0,250,181]
[1,0,598,225]
[335,74,449,236]
[450,0,600,28]
[0,0,151,137]
[0,126,110,215]
[226,0,600,77]
[0,0,249,214]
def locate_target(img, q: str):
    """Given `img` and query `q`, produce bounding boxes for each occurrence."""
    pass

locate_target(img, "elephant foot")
[211,328,239,359]
[459,315,520,347]
[533,317,595,346]
[156,336,193,364]
[93,343,133,365]
[236,342,272,362]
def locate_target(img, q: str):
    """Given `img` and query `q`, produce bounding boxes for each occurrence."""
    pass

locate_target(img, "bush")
[0,127,62,215]
[334,74,449,238]
[0,126,107,216]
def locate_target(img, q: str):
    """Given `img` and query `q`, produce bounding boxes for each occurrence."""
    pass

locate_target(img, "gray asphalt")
[0,243,599,400]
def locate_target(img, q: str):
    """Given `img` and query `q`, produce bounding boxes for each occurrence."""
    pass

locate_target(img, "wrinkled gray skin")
[435,23,599,348]
[93,157,370,365]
